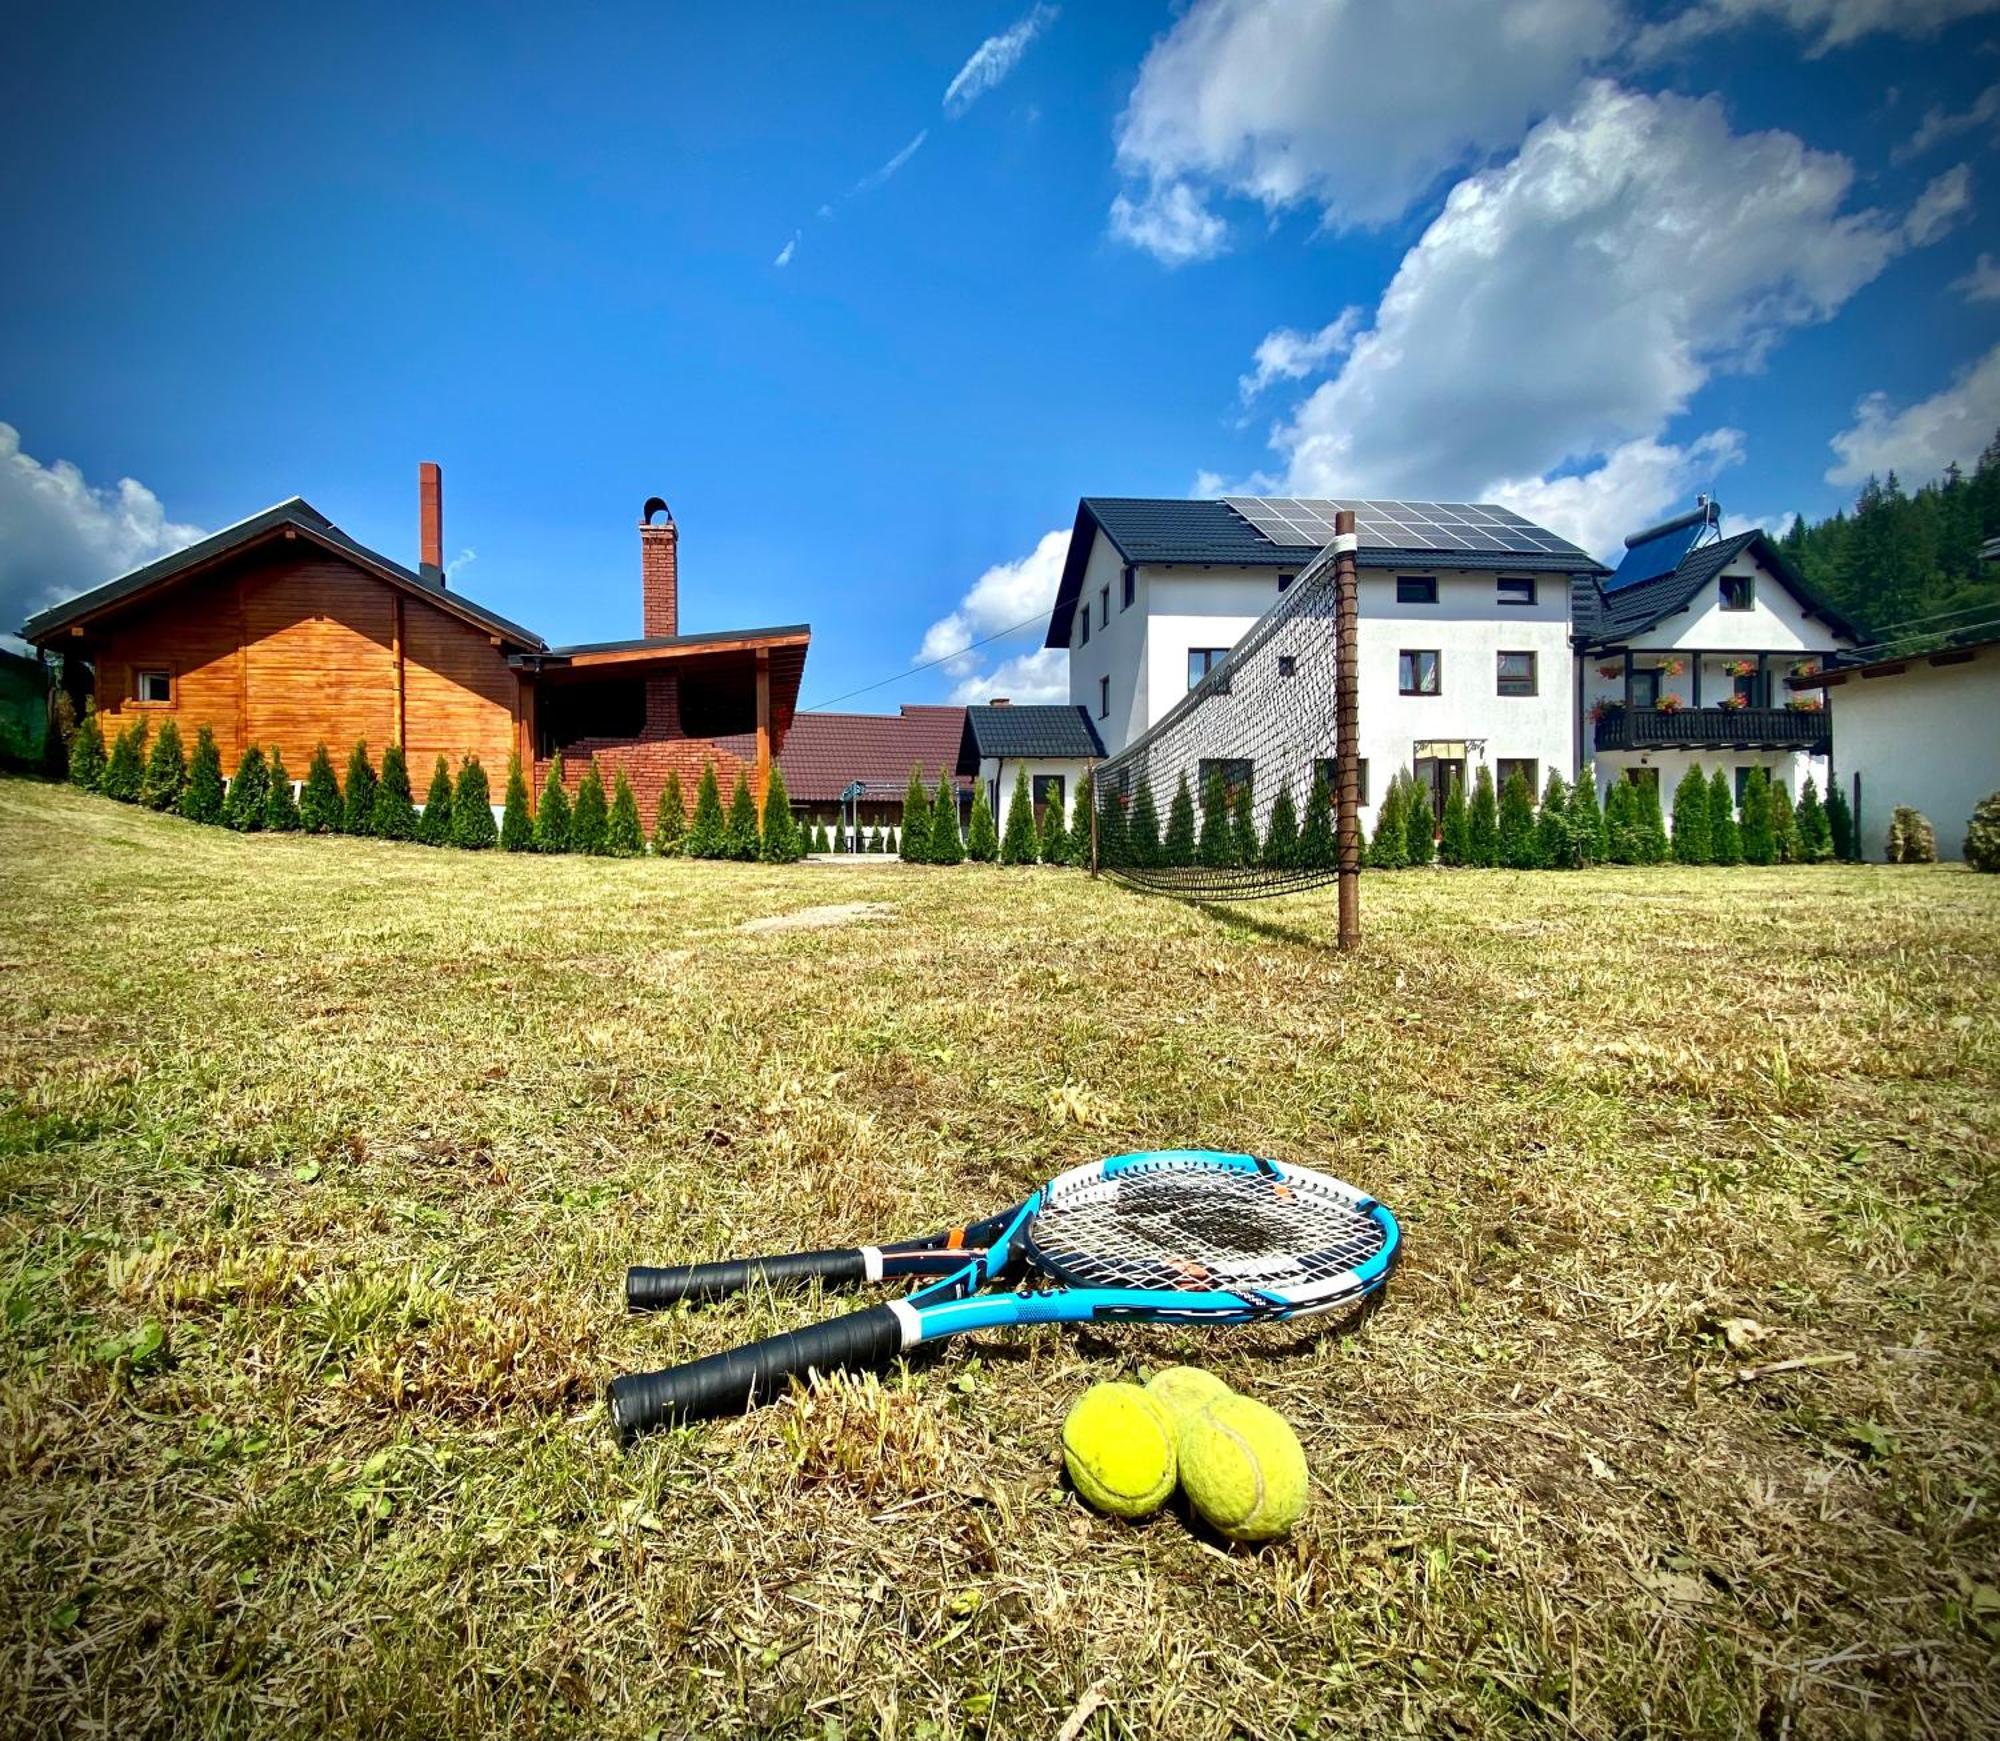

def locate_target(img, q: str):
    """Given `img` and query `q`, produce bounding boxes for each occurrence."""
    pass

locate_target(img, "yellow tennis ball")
[1061,1383,1178,1519]
[1144,1365,1234,1437]
[1179,1394,1310,1542]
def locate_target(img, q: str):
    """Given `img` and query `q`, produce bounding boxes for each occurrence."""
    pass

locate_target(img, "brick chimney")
[419,462,444,585]
[640,496,677,638]
[988,696,1011,706]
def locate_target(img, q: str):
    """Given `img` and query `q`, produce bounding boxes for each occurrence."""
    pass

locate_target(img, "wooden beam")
[551,633,809,672]
[754,649,772,816]
[517,676,536,777]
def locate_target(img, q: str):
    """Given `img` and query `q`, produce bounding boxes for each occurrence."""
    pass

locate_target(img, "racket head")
[1020,1148,1397,1315]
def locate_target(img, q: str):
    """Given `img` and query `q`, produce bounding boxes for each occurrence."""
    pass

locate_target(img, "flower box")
[1716,693,1749,711]
[1588,697,1625,723]
[1785,696,1824,713]
[1596,662,1622,680]
[1655,693,1685,713]
[1655,657,1686,677]
[1723,659,1756,678]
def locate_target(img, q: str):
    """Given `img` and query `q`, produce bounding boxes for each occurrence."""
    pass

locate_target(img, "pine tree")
[140,718,186,811]
[180,726,225,824]
[300,744,342,833]
[606,770,644,857]
[1262,783,1300,867]
[370,745,418,841]
[1000,767,1037,865]
[900,767,931,862]
[1535,769,1569,868]
[265,749,301,831]
[533,755,570,853]
[1567,765,1606,867]
[103,717,148,802]
[1963,790,2000,872]
[342,742,377,835]
[1067,770,1094,867]
[571,759,610,855]
[1795,774,1833,863]
[1769,779,1797,864]
[1097,786,1130,868]
[867,825,883,853]
[929,771,964,864]
[1709,769,1742,864]
[808,821,825,854]
[759,766,803,863]
[1498,768,1538,868]
[223,745,270,831]
[726,770,762,861]
[1438,772,1469,866]
[1826,779,1855,861]
[1198,769,1234,867]
[1604,778,1638,864]
[1405,775,1437,866]
[968,781,1001,862]
[1038,792,1067,865]
[686,762,727,859]
[1467,765,1499,868]
[1163,774,1197,867]
[1739,767,1775,864]
[419,754,457,846]
[652,770,687,856]
[1370,774,1408,869]
[67,710,107,791]
[1670,763,1711,864]
[1231,783,1259,866]
[500,753,534,851]
[1125,777,1160,868]
[452,757,497,849]
[1634,775,1670,865]
[1299,769,1335,869]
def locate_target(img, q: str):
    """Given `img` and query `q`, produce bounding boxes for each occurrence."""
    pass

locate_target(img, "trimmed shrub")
[1567,765,1606,867]
[342,742,377,836]
[1038,793,1067,865]
[1709,769,1742,865]
[1795,775,1833,863]
[570,759,609,855]
[500,753,534,851]
[265,749,301,831]
[686,762,727,858]
[606,770,644,857]
[1123,777,1159,868]
[929,771,964,864]
[1404,775,1436,867]
[1826,780,1855,861]
[1262,783,1299,868]
[1670,763,1711,864]
[1097,787,1130,868]
[1231,783,1259,866]
[223,746,270,831]
[300,744,342,833]
[1534,770,1568,868]
[141,718,186,811]
[1739,768,1775,865]
[1438,772,1469,866]
[898,768,931,862]
[1162,774,1197,867]
[1369,774,1408,869]
[370,745,418,841]
[1886,805,1936,864]
[653,770,687,857]
[1002,767,1040,865]
[1964,791,2000,872]
[534,755,571,853]
[1198,769,1235,868]
[180,726,225,824]
[1299,769,1334,870]
[1604,778,1638,864]
[103,718,148,802]
[1467,764,1499,868]
[452,757,497,849]
[1634,775,1670,865]
[759,766,803,863]
[968,781,1000,862]
[1067,770,1094,867]
[419,754,456,846]
[1769,780,1797,864]
[1498,767,1538,868]
[724,770,761,861]
[67,710,107,791]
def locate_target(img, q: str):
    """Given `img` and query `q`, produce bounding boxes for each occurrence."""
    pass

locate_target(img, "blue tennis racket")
[608,1148,1399,1442]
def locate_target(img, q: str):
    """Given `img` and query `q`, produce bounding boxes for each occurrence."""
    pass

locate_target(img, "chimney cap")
[641,496,673,526]
[988,696,1011,706]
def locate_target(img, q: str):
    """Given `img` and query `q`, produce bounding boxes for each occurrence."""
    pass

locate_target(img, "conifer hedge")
[534,755,571,853]
[1769,781,1797,864]
[103,718,147,802]
[1826,781,1855,861]
[67,711,107,791]
[141,719,186,812]
[1567,766,1606,867]
[371,746,419,841]
[1262,784,1299,868]
[1438,772,1469,866]
[500,754,534,851]
[1535,770,1569,868]
[1796,775,1833,863]
[686,762,727,858]
[1708,769,1742,865]
[899,767,930,862]
[570,759,609,855]
[223,747,270,831]
[181,727,224,824]
[1299,770,1334,869]
[1739,768,1775,864]
[1068,770,1094,867]
[1965,791,2000,872]
[759,766,804,863]
[1405,775,1437,867]
[452,757,497,850]
[1124,777,1160,869]
[265,751,301,831]
[725,770,761,861]
[1498,768,1537,868]
[342,742,377,836]
[1231,784,1258,867]
[418,754,456,846]
[606,770,645,857]
[968,780,1000,862]
[1163,774,1196,867]
[929,771,964,864]
[1038,794,1067,865]
[300,745,342,833]
[653,770,686,857]
[1198,770,1233,868]
[1370,775,1408,869]
[1670,763,1711,864]
[1467,765,1499,867]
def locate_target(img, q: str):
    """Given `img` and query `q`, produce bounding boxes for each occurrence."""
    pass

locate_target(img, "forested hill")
[1774,430,2000,638]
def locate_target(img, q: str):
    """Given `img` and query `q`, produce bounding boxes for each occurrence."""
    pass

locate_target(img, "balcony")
[1593,705,1829,754]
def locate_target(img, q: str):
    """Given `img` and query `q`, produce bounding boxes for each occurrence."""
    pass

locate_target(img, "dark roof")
[1045,496,1605,647]
[19,497,547,651]
[726,704,968,803]
[528,624,811,660]
[956,704,1104,772]
[1574,530,1863,648]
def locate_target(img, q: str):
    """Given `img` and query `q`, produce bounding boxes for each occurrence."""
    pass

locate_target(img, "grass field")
[2,776,1997,1740]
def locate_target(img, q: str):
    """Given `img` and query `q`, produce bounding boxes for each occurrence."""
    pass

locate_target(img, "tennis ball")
[1178,1394,1310,1542]
[1144,1365,1234,1437]
[1061,1383,1178,1519]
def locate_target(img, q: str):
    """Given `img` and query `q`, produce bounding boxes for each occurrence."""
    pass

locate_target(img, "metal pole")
[1333,511,1361,950]
[1088,759,1100,877]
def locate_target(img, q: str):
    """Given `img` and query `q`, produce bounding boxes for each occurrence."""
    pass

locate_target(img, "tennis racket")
[608,1148,1398,1443]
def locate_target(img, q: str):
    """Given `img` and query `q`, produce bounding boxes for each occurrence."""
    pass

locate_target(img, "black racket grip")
[608,1302,908,1441]
[626,1249,871,1309]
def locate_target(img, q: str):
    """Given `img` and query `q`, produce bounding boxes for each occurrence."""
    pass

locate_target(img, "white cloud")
[1894,80,2000,162]
[1826,342,2000,485]
[1243,83,1940,555]
[1903,164,1973,246]
[943,5,1058,116]
[1488,430,1745,561]
[1239,310,1363,402]
[854,130,928,194]
[1636,0,2000,57]
[949,647,1069,706]
[1952,251,2000,301]
[1110,0,1621,251]
[1,421,204,639]
[917,527,1070,699]
[774,232,798,267]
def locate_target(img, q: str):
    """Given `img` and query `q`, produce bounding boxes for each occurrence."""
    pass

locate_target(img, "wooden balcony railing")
[1593,706,1830,753]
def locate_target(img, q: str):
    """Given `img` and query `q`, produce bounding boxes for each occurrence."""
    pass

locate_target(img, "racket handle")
[627,1250,871,1309]
[608,1302,909,1440]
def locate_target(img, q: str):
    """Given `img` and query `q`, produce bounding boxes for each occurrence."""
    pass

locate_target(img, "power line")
[797,609,1051,713]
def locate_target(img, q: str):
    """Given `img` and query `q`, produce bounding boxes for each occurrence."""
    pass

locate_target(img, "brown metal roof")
[722,703,969,802]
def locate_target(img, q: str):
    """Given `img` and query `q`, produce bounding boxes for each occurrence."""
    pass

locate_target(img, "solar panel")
[1604,521,1702,592]
[1223,496,1591,564]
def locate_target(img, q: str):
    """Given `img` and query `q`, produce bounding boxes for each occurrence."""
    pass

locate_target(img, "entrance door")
[1412,757,1464,821]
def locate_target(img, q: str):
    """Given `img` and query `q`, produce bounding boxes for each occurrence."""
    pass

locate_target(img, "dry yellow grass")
[2,776,1996,1739]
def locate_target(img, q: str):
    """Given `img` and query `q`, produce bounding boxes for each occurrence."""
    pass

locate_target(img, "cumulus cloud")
[1238,310,1363,402]
[1110,0,1621,252]
[1903,164,1973,246]
[948,647,1069,706]
[943,4,1058,116]
[1637,0,1999,58]
[916,527,1070,700]
[1237,82,1943,556]
[1894,79,2000,163]
[1488,430,1746,562]
[1952,251,2000,301]
[1826,342,2000,485]
[1,421,204,640]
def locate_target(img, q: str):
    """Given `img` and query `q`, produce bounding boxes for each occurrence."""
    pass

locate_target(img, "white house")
[955,701,1103,843]
[1045,496,1599,832]
[1571,505,1861,817]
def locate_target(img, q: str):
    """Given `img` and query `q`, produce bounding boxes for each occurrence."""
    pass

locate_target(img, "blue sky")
[2,1,1996,706]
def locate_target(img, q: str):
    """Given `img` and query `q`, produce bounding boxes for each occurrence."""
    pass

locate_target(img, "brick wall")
[532,670,755,826]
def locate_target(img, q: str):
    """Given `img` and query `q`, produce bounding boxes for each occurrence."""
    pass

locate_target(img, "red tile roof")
[721,704,971,803]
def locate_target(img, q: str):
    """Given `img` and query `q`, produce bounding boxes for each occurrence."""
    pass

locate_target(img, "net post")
[1088,759,1100,877]
[1333,512,1361,950]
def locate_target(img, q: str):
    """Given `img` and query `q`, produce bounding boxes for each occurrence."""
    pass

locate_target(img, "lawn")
[2,776,1997,1740]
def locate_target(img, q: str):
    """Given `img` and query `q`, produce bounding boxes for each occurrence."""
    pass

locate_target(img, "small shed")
[956,701,1104,842]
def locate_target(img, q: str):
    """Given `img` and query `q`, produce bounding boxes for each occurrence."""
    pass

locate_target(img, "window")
[1496,651,1537,696]
[1277,654,1297,679]
[1398,649,1441,695]
[1315,757,1369,804]
[1188,648,1229,690]
[1497,576,1537,606]
[1100,584,1110,626]
[1197,758,1253,799]
[1278,572,1296,593]
[1032,774,1065,818]
[1396,576,1438,605]
[1720,572,1754,611]
[1733,671,1760,706]
[1098,675,1110,719]
[1624,767,1659,795]
[1497,758,1538,795]
[135,669,171,704]
[1079,603,1089,646]
[1732,767,1784,804]
[1121,565,1135,609]
[1630,668,1661,710]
